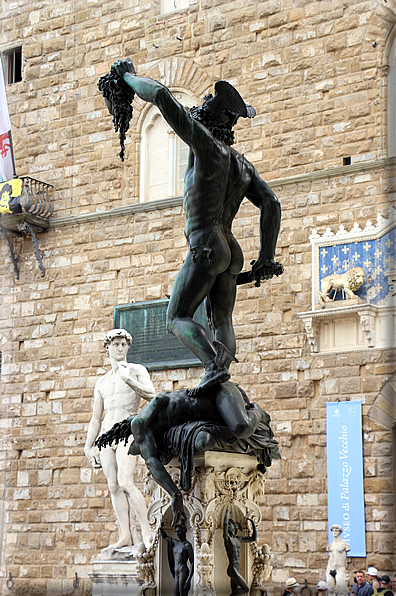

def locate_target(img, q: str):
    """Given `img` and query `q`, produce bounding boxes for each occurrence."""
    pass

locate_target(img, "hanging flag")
[0,59,15,182]
[326,401,366,556]
[0,178,22,214]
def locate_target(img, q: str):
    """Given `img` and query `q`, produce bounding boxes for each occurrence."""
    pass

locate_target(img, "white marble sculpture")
[319,267,365,308]
[84,329,156,549]
[326,524,350,596]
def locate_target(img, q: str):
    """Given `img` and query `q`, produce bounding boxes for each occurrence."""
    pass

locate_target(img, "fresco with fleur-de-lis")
[318,226,395,305]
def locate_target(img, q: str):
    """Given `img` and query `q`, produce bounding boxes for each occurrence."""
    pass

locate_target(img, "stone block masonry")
[0,0,395,594]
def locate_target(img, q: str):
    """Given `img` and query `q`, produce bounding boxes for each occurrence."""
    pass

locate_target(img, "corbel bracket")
[2,229,20,279]
[358,311,375,348]
[17,222,45,277]
[0,213,49,279]
[298,314,319,354]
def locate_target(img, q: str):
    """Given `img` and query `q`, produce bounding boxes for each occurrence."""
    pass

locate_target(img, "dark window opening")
[343,157,351,166]
[3,47,22,84]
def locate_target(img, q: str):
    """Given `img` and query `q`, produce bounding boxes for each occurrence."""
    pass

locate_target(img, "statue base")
[138,450,272,596]
[90,548,140,596]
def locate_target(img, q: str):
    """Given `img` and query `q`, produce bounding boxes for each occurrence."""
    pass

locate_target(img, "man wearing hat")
[106,60,283,395]
[367,569,381,591]
[283,578,299,596]
[373,576,393,596]
[317,581,329,595]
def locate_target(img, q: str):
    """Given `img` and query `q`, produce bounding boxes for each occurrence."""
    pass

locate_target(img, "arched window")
[140,91,195,203]
[387,35,396,157]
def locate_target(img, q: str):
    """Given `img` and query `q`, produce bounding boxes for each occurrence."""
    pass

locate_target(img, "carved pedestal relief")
[137,452,272,596]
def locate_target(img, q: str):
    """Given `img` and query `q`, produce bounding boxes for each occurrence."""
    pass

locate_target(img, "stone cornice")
[50,196,184,228]
[266,155,396,187]
[49,157,396,229]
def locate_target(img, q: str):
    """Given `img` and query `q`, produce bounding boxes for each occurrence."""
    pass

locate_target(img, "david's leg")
[228,565,249,595]
[206,275,237,358]
[100,448,132,548]
[116,440,151,547]
[206,243,242,370]
[194,425,234,451]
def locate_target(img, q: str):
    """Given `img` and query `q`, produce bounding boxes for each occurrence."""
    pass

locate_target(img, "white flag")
[0,59,15,182]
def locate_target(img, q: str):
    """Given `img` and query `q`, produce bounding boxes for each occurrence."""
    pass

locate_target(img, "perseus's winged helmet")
[204,80,256,119]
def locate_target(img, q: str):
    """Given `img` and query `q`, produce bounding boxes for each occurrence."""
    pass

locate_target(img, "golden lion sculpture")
[319,266,365,308]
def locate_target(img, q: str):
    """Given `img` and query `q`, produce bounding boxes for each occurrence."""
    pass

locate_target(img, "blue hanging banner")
[326,401,366,557]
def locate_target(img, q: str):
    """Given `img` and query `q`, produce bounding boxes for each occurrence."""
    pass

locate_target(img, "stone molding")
[139,91,195,203]
[297,303,384,354]
[48,157,396,229]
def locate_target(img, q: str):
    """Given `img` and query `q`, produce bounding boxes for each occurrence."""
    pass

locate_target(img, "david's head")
[103,329,132,361]
[227,518,242,537]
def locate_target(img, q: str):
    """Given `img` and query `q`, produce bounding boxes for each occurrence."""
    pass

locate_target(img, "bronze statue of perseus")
[99,59,283,395]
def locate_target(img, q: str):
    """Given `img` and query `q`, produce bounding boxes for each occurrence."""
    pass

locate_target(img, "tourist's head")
[356,572,366,586]
[367,568,379,583]
[286,578,299,593]
[391,575,396,591]
[381,576,391,588]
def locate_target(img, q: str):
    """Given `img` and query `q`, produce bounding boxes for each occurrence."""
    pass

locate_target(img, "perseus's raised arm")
[113,60,209,149]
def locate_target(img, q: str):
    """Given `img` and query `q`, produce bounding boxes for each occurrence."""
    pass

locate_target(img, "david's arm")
[187,544,194,583]
[117,362,156,402]
[223,509,231,541]
[84,384,104,466]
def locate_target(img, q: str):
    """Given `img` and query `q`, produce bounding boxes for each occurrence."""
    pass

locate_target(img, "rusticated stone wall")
[0,0,395,594]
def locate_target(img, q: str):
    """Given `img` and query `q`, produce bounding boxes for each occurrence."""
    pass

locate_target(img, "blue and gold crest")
[310,213,396,309]
[319,226,395,305]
